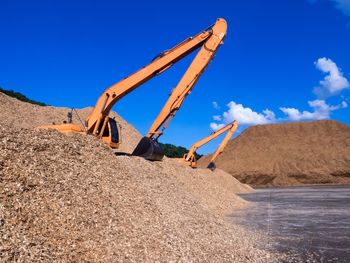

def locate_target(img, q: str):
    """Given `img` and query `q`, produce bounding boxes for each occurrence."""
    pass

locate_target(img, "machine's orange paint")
[39,18,227,152]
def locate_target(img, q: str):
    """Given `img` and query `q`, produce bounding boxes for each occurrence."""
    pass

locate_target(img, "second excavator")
[40,18,227,161]
[176,120,238,170]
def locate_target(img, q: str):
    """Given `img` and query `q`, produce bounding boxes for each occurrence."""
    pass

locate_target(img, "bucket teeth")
[132,137,164,161]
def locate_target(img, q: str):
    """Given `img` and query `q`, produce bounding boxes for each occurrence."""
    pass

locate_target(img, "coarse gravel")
[0,93,287,262]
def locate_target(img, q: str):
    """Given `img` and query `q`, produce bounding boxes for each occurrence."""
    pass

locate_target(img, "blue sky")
[1,0,349,154]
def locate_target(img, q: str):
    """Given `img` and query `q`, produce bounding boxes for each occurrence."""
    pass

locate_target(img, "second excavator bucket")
[132,137,164,161]
[207,162,217,171]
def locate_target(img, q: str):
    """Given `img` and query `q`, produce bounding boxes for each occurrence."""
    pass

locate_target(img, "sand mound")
[0,92,141,154]
[0,93,283,262]
[199,120,350,187]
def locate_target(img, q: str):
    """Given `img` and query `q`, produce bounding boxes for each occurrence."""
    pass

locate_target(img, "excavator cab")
[132,137,164,161]
[100,117,120,149]
[183,153,196,167]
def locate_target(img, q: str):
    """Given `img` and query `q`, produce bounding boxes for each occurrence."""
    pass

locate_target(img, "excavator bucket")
[132,137,164,161]
[207,162,217,171]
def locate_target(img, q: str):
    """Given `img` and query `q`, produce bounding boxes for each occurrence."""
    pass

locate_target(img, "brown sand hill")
[199,120,350,187]
[0,93,285,262]
[0,92,141,154]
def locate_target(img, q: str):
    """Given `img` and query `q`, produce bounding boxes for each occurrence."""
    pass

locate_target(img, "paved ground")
[231,185,350,263]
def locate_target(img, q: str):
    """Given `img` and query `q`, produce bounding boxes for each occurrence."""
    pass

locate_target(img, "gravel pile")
[0,124,283,262]
[0,93,284,262]
[0,92,141,154]
[199,120,350,187]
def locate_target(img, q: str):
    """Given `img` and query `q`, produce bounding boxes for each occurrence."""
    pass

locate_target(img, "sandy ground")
[199,120,350,187]
[0,93,286,262]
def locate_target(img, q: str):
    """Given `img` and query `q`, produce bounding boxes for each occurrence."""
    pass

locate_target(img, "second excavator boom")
[176,120,238,169]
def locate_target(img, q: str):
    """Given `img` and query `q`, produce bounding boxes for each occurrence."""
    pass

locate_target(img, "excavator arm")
[40,18,227,161]
[177,120,238,169]
[132,19,227,160]
[145,20,227,140]
[206,121,238,170]
[86,28,214,135]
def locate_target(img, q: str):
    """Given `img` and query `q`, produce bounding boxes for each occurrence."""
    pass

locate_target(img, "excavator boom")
[206,121,238,170]
[144,19,227,140]
[133,19,227,160]
[86,29,214,136]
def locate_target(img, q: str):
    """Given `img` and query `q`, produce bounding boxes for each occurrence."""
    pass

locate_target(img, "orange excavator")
[40,18,227,161]
[176,120,238,170]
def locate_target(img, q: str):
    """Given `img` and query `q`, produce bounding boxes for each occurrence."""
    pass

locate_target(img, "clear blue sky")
[1,0,349,154]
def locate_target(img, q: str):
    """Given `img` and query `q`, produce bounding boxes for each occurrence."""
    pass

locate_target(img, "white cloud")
[222,101,276,125]
[210,122,225,131]
[209,58,349,130]
[310,0,350,16]
[212,101,220,110]
[314,57,350,97]
[280,99,347,121]
[209,101,276,130]
[332,0,350,16]
[210,99,347,131]
[263,109,276,121]
[210,101,276,131]
[212,115,222,121]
